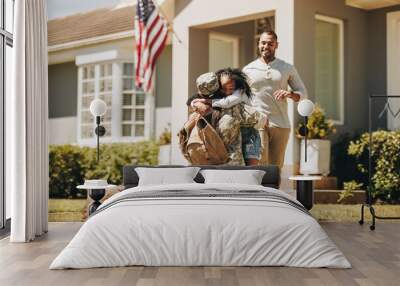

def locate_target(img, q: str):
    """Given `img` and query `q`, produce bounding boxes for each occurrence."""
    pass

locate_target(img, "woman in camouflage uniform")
[189,70,266,166]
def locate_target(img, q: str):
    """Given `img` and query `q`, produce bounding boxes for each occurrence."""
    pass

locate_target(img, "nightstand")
[289,175,322,210]
[77,181,115,215]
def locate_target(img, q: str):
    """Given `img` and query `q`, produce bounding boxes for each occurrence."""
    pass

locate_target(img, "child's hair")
[215,68,252,99]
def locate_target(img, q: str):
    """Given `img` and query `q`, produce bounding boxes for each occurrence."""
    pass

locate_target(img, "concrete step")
[314,177,338,190]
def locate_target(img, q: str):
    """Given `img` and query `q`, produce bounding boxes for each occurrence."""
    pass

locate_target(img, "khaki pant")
[259,127,290,169]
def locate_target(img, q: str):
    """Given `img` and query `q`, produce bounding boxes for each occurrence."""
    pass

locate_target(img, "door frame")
[387,11,400,130]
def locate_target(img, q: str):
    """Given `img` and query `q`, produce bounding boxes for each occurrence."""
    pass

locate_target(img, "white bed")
[50,183,351,269]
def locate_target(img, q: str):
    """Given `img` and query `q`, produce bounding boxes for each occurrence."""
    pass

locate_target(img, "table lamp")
[89,99,107,163]
[297,99,315,162]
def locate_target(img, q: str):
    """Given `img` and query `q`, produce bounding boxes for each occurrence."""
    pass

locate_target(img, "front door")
[209,32,239,72]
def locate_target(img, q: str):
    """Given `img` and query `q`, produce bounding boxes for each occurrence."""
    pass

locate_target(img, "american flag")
[135,0,169,92]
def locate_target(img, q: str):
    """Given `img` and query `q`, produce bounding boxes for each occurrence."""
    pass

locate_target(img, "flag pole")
[152,0,183,44]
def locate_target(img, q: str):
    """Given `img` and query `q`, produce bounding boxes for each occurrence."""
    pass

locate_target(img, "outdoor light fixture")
[297,99,315,162]
[89,99,107,163]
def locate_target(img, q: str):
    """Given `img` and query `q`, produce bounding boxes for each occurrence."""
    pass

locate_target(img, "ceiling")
[346,0,400,10]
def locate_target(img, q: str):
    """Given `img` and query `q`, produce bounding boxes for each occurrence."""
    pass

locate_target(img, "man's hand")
[264,116,269,129]
[273,90,301,102]
[273,89,292,101]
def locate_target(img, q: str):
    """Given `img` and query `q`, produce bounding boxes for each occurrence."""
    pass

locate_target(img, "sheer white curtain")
[9,0,49,242]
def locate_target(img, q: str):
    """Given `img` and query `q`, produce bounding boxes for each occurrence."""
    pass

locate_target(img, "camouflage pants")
[216,105,245,166]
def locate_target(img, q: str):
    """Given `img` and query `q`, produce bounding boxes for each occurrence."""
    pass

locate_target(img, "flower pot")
[158,144,171,165]
[300,139,331,176]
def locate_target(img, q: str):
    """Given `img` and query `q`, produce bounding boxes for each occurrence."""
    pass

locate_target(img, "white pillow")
[200,169,266,185]
[135,167,200,186]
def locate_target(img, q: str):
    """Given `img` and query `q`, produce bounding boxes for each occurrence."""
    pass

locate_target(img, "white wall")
[171,0,295,165]
[155,107,172,139]
[49,117,77,145]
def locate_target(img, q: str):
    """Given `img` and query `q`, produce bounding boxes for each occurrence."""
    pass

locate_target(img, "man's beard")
[261,50,275,62]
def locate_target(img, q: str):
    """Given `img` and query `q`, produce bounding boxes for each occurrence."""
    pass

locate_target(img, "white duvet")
[50,183,351,269]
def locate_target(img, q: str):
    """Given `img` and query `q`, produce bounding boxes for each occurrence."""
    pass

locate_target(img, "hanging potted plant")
[296,104,336,175]
[157,126,172,165]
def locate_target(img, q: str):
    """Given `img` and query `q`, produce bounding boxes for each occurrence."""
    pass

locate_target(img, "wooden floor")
[0,222,399,286]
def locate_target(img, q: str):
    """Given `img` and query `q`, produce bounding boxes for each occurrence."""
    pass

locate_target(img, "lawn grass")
[48,199,400,222]
[49,199,86,222]
[311,204,400,222]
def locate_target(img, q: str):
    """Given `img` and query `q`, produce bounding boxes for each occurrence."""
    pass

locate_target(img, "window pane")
[122,109,132,121]
[83,81,94,94]
[99,93,112,106]
[123,93,132,105]
[135,124,145,137]
[82,110,93,124]
[83,67,88,79]
[100,63,112,77]
[124,63,134,76]
[83,66,95,79]
[103,124,112,136]
[6,0,14,33]
[104,108,112,122]
[135,109,145,121]
[135,93,145,106]
[81,125,93,138]
[122,124,132,136]
[100,79,112,92]
[123,79,134,90]
[82,95,94,109]
[315,19,341,122]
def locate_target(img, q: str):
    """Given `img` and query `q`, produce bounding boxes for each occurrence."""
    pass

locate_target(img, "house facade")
[48,2,174,146]
[47,0,400,179]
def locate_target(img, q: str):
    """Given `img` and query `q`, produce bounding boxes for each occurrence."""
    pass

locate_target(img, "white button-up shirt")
[243,58,308,128]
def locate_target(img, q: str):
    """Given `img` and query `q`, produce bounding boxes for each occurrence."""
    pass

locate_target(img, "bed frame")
[122,165,280,189]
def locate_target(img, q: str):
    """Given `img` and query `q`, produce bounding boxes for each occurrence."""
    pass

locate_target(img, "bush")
[347,130,400,203]
[49,145,87,198]
[49,141,159,198]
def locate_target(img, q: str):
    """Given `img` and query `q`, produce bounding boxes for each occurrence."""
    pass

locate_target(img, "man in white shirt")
[243,31,308,169]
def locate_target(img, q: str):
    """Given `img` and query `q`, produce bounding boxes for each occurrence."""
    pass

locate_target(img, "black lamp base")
[88,189,106,215]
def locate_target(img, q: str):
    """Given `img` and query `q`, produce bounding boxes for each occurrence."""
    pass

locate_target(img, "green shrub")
[347,130,400,203]
[49,141,159,198]
[49,145,86,199]
[84,141,159,185]
[337,180,363,203]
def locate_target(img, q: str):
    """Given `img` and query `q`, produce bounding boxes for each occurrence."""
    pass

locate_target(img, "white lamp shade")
[89,99,107,116]
[297,99,315,117]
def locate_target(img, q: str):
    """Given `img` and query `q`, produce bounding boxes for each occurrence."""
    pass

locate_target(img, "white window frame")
[77,59,154,146]
[120,62,148,139]
[315,14,344,125]
[209,32,239,69]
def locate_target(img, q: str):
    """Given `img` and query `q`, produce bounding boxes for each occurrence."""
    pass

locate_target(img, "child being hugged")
[212,68,266,166]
